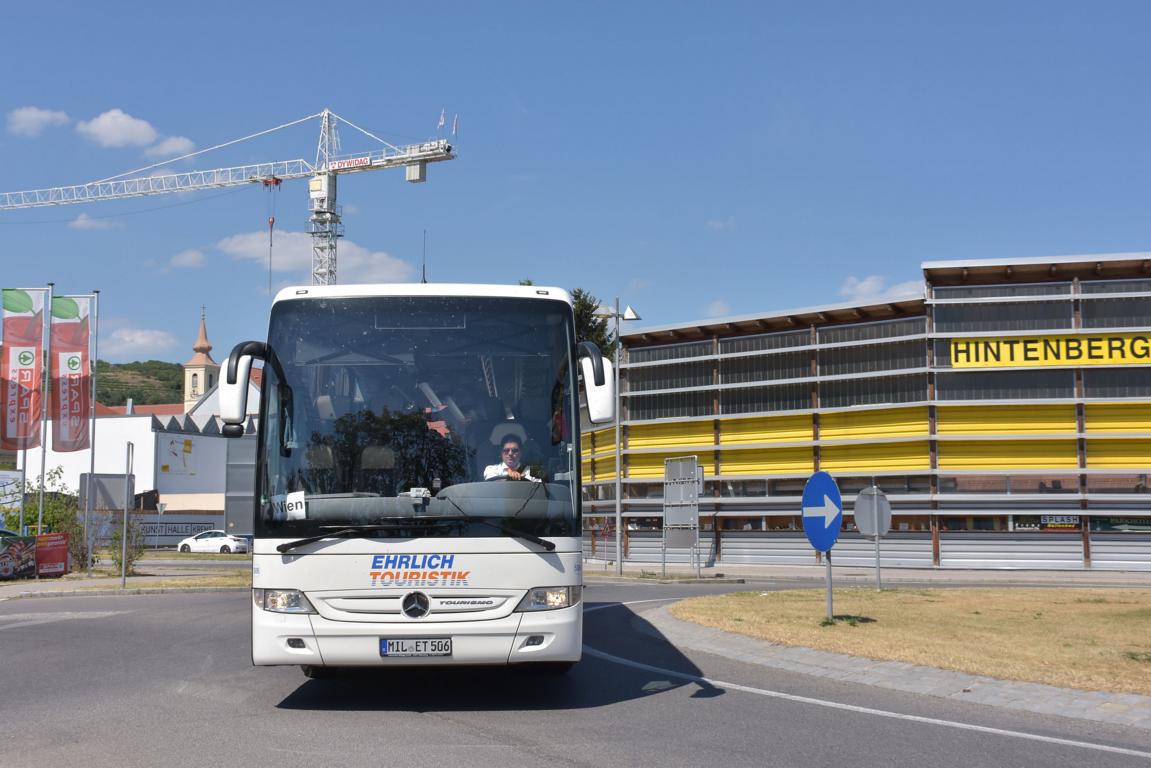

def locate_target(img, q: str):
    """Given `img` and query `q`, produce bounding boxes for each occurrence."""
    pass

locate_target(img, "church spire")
[185,306,216,366]
[184,307,221,412]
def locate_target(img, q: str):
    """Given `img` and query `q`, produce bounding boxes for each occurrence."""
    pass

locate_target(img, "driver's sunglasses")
[502,447,521,455]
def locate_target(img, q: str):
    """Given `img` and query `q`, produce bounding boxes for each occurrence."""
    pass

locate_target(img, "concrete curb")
[581,561,1151,588]
[640,603,1151,732]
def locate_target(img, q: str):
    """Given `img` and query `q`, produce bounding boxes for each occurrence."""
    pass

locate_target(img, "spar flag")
[50,296,91,452]
[1,289,46,450]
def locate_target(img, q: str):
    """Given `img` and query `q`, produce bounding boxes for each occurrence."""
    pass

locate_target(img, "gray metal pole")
[37,283,54,534]
[825,552,834,623]
[874,534,882,591]
[614,298,623,576]
[85,291,99,576]
[18,448,26,534]
[120,442,133,588]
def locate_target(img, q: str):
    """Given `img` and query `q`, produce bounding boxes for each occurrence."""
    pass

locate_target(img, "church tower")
[183,308,220,412]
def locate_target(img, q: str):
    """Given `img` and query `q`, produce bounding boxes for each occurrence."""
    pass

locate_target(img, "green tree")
[571,288,614,359]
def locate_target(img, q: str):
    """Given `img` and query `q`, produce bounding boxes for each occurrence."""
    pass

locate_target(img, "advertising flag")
[1,289,45,450]
[50,296,91,452]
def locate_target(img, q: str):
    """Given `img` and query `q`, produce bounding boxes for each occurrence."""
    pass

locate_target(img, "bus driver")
[484,434,539,482]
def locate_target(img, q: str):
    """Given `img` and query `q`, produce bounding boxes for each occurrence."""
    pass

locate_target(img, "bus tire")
[301,665,337,679]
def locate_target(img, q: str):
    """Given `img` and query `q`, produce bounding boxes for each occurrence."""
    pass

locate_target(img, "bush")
[1,466,94,571]
[110,514,145,575]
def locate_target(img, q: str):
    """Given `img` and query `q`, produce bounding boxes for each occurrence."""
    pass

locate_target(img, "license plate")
[380,638,452,657]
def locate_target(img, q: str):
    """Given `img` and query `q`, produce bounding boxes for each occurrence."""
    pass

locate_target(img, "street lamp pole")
[614,298,623,575]
[595,298,639,576]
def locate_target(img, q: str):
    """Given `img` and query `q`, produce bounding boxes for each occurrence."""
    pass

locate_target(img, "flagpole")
[4,287,49,535]
[18,448,26,534]
[85,291,100,575]
[37,282,53,535]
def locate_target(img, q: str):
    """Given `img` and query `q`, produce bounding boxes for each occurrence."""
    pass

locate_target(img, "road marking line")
[584,599,1151,761]
[0,610,128,630]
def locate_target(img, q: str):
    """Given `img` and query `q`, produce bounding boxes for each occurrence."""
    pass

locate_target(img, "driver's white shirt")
[483,462,539,482]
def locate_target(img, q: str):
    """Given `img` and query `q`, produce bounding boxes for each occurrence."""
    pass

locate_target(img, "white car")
[177,530,250,554]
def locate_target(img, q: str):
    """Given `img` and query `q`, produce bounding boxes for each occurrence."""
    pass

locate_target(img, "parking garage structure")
[581,253,1151,571]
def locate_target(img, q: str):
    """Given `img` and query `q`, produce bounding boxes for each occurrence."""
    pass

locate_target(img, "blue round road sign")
[801,471,843,553]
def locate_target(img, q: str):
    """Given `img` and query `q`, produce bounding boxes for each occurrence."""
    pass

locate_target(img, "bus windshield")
[254,295,581,540]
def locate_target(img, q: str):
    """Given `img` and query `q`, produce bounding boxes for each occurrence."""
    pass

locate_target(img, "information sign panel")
[663,456,699,527]
[854,486,892,537]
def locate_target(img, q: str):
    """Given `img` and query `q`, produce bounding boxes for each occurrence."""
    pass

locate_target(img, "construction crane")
[0,109,455,285]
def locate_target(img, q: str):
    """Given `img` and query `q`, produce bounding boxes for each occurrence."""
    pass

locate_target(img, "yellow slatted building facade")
[582,253,1151,566]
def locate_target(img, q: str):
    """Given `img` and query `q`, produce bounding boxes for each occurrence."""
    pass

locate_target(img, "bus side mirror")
[221,341,266,437]
[578,342,615,424]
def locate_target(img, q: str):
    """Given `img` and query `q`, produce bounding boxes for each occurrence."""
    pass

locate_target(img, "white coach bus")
[220,284,614,677]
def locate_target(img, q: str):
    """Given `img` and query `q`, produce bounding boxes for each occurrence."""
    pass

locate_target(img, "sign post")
[121,442,133,589]
[802,471,843,623]
[854,485,892,590]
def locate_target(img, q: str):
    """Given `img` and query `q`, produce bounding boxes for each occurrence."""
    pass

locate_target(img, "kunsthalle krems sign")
[802,471,842,622]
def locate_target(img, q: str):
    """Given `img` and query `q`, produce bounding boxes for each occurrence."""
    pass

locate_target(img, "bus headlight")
[254,588,317,614]
[515,585,582,612]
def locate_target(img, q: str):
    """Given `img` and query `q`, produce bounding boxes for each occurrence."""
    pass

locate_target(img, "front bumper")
[252,600,583,667]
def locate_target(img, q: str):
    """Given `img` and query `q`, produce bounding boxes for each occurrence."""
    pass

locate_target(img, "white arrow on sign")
[803,495,840,528]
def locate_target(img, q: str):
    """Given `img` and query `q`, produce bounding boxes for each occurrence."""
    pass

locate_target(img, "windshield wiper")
[427,514,556,551]
[436,497,558,551]
[274,516,556,553]
[275,522,454,553]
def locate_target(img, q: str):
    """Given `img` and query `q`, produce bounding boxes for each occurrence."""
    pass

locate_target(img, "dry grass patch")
[83,571,253,590]
[669,587,1151,696]
[141,551,251,561]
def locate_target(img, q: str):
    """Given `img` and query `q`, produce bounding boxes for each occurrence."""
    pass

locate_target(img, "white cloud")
[169,249,204,268]
[217,230,415,283]
[7,106,69,137]
[68,213,120,230]
[145,135,195,158]
[706,216,736,231]
[838,275,923,304]
[704,299,732,317]
[76,109,158,148]
[102,328,179,360]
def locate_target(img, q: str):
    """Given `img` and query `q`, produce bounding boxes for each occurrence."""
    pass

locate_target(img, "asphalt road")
[2,582,1150,768]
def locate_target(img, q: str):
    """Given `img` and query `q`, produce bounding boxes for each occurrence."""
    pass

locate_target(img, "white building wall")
[155,433,227,493]
[15,384,259,509]
[18,415,158,493]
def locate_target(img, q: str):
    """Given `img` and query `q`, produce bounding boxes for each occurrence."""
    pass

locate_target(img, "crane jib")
[0,111,456,285]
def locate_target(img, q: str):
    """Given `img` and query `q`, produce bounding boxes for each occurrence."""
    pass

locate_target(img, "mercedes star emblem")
[401,591,431,619]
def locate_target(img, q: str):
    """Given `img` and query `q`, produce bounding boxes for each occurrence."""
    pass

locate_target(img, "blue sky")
[3,1,1150,364]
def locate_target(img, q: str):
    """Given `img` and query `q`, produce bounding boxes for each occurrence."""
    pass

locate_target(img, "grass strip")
[669,587,1151,696]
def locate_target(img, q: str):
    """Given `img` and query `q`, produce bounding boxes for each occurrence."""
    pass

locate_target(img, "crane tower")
[0,109,455,285]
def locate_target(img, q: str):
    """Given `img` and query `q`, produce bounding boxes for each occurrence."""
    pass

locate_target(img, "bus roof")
[272,283,572,306]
